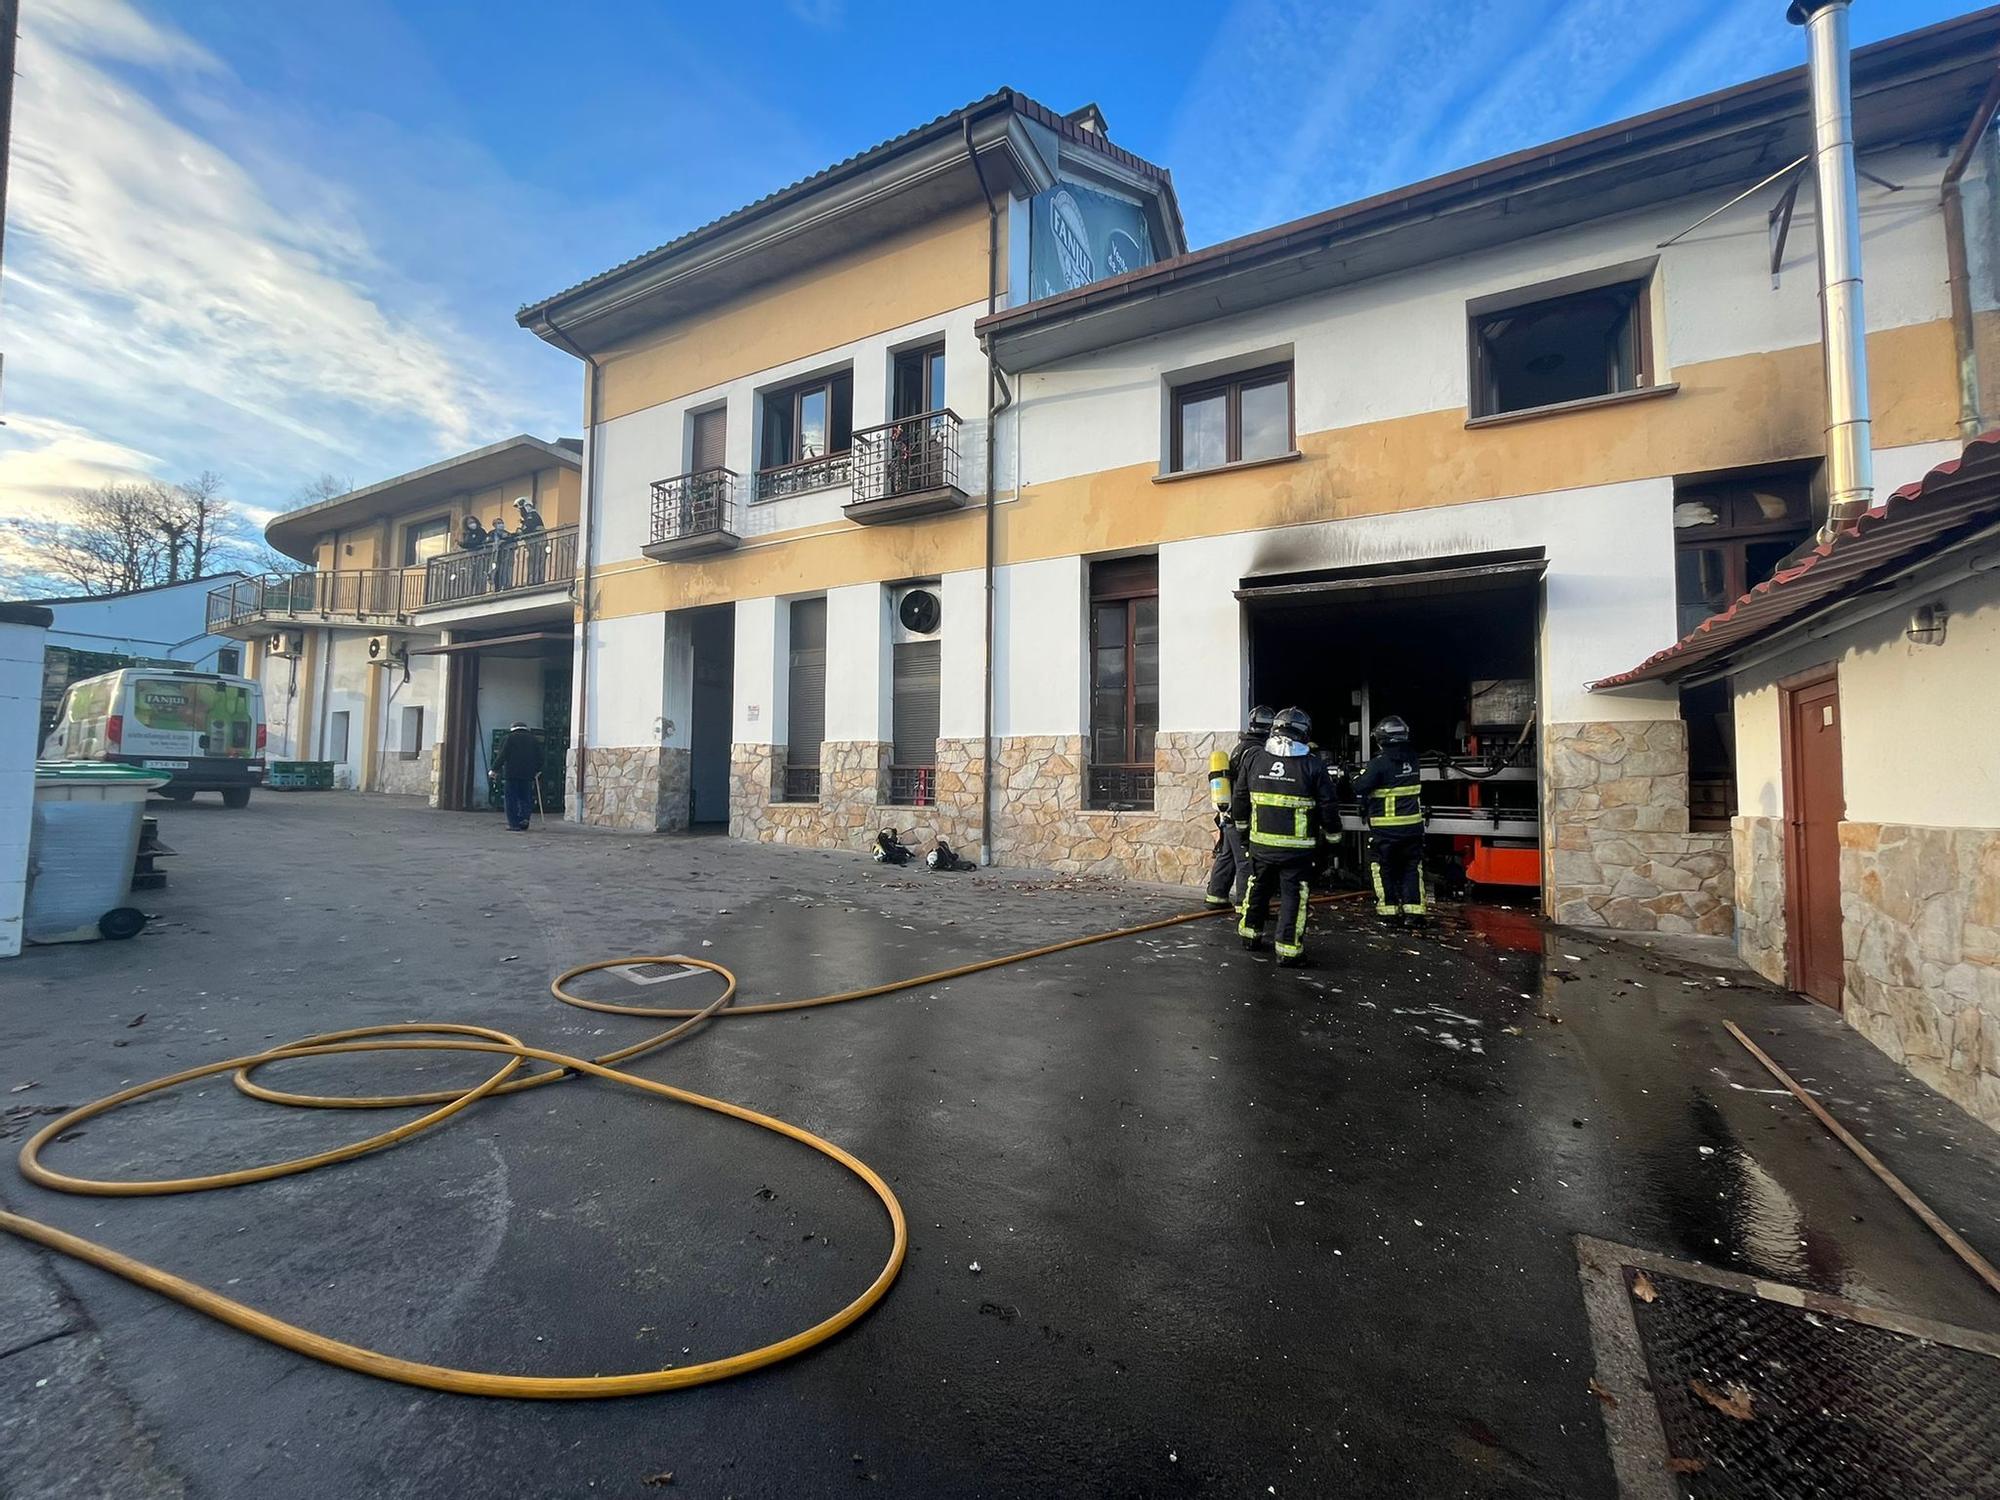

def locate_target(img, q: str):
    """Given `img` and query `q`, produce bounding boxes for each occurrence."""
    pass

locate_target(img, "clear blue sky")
[0,0,1974,562]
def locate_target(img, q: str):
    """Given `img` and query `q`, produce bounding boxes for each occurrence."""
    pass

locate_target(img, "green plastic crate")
[269,760,335,790]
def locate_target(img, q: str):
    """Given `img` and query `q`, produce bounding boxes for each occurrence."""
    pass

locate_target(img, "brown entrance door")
[1782,670,1845,1007]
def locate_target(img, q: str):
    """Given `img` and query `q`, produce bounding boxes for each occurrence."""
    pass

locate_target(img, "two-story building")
[517,92,1184,833]
[205,435,581,806]
[522,14,1992,938]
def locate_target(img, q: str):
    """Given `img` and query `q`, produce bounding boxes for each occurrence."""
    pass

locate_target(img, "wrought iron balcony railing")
[650,468,741,547]
[205,569,423,631]
[754,451,850,503]
[206,526,578,632]
[421,524,577,607]
[852,409,962,507]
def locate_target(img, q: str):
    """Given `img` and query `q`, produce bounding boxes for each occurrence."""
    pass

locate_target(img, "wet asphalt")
[1,793,1996,1499]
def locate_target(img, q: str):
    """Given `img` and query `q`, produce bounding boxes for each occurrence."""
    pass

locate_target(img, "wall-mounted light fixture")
[1907,602,1949,646]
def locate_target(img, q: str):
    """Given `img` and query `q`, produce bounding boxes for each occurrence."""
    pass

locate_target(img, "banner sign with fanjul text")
[1029,182,1156,301]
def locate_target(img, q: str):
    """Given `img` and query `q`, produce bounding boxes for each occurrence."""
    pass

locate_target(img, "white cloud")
[34,0,220,72]
[0,415,161,520]
[1166,0,1797,248]
[0,0,539,528]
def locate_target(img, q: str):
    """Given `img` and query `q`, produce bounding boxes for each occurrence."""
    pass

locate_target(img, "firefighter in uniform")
[1231,706,1339,966]
[1204,705,1276,909]
[1354,714,1427,925]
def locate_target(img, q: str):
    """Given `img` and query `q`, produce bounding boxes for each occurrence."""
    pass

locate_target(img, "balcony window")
[1087,555,1158,811]
[759,371,852,500]
[402,515,451,567]
[1470,273,1654,418]
[893,343,945,420]
[1170,363,1292,473]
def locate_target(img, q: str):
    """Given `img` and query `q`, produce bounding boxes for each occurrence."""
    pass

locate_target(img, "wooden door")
[1783,671,1846,1007]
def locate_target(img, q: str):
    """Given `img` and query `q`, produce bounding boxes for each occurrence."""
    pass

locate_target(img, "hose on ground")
[2,894,1355,1399]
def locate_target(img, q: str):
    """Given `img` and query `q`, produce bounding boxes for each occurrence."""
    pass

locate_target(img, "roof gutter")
[1942,64,2000,441]
[541,315,601,820]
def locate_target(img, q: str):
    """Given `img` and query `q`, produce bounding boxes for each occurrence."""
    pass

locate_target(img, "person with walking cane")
[489,720,542,831]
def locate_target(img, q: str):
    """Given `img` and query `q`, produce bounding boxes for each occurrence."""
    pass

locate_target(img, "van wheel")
[221,788,252,809]
[99,907,148,941]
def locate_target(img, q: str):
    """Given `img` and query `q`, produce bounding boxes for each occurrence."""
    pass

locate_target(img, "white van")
[43,668,267,807]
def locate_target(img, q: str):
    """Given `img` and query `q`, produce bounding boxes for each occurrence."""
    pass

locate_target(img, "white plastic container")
[25,763,167,943]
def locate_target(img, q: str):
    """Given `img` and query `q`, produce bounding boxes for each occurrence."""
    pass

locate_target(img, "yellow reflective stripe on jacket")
[1249,791,1316,849]
[1369,782,1425,828]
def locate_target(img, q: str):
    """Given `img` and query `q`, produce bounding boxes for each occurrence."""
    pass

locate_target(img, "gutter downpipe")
[1942,65,2000,441]
[965,117,1011,868]
[543,315,602,819]
[1790,0,1874,538]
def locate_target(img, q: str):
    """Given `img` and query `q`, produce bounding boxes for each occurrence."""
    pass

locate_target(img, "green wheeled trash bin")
[25,762,169,943]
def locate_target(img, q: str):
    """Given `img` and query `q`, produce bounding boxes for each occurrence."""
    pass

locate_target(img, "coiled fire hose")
[2,896,1353,1399]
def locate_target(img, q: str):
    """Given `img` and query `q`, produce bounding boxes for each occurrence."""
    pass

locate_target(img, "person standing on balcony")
[490,721,542,831]
[487,515,513,591]
[513,496,545,586]
[458,515,488,552]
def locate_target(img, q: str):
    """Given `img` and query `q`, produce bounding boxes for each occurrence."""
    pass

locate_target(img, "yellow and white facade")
[207,437,581,805]
[522,19,1997,931]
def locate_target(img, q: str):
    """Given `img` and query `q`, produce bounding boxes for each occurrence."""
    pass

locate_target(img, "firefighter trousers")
[1369,830,1426,916]
[1238,852,1313,959]
[1205,819,1248,908]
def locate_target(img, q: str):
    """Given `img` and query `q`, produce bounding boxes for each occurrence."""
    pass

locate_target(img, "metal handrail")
[420,524,577,607]
[204,526,579,628]
[753,449,851,502]
[852,408,961,505]
[650,468,740,544]
[205,569,419,628]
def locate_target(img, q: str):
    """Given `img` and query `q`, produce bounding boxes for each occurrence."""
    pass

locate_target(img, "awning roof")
[408,629,571,658]
[264,435,580,563]
[1590,432,2000,689]
[1237,552,1546,608]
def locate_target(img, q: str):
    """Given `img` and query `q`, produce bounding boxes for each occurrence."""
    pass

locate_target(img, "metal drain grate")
[1633,1270,2000,1497]
[1577,1238,2000,1500]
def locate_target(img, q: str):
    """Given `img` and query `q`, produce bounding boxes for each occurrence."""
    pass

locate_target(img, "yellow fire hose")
[2,895,1353,1399]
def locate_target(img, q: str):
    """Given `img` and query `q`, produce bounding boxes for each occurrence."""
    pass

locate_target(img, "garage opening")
[1239,549,1544,902]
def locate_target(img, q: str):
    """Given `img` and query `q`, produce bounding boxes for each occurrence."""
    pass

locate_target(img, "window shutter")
[891,640,941,767]
[692,407,727,471]
[787,598,827,768]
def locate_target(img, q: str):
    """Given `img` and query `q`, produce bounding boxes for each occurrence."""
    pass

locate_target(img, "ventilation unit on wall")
[890,583,942,644]
[267,631,304,658]
[365,634,399,665]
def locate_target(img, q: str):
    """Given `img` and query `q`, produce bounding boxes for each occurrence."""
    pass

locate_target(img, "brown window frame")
[760,371,854,469]
[1169,362,1294,474]
[1087,556,1159,811]
[892,342,947,421]
[1468,276,1655,420]
[401,513,453,567]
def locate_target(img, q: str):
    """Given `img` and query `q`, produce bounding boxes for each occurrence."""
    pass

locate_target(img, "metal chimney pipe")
[1789,0,1874,536]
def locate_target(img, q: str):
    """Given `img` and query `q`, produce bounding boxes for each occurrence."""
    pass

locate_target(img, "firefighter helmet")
[1372,714,1411,744]
[1274,706,1312,741]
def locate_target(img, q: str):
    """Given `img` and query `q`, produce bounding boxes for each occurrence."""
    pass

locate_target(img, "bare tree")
[20,483,169,595]
[289,472,352,508]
